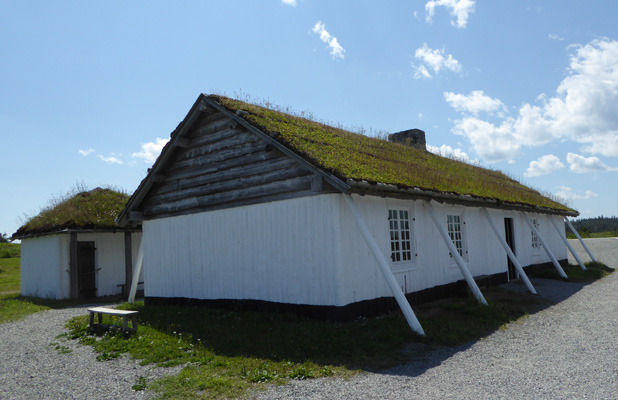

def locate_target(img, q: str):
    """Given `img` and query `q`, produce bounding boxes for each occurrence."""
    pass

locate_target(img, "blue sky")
[2,0,618,237]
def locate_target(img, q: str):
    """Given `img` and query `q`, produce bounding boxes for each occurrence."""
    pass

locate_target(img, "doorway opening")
[77,241,97,298]
[504,218,517,280]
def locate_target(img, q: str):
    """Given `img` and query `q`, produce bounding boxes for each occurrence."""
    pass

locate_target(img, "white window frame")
[388,208,415,270]
[446,212,468,264]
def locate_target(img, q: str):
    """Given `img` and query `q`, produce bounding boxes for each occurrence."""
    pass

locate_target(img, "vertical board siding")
[75,232,143,297]
[144,195,342,306]
[144,191,570,308]
[20,236,65,299]
[335,196,570,305]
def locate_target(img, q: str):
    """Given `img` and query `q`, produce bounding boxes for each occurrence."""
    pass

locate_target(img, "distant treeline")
[568,216,618,235]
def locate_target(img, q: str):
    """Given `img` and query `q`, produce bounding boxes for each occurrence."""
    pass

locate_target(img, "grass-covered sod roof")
[13,188,129,238]
[211,95,573,213]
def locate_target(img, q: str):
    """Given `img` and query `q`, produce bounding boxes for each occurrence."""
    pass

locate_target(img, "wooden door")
[77,241,97,298]
[504,218,516,280]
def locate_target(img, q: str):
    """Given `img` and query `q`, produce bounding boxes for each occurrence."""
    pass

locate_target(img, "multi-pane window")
[447,214,464,257]
[389,209,412,263]
[531,219,540,249]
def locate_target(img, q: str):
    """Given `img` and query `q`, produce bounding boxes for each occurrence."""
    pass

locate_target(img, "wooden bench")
[117,281,144,298]
[88,307,139,333]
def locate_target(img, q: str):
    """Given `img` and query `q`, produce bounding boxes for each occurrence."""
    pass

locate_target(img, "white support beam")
[564,217,597,263]
[550,218,586,271]
[480,208,536,294]
[424,201,488,305]
[128,240,144,304]
[522,213,568,279]
[342,194,425,336]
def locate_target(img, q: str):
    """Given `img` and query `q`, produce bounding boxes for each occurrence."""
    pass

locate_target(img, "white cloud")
[427,144,474,163]
[555,186,597,201]
[413,43,461,79]
[525,154,565,177]
[97,155,123,165]
[566,153,617,173]
[445,38,618,162]
[78,148,95,156]
[451,117,519,162]
[281,0,297,5]
[425,0,475,28]
[444,91,506,115]
[549,33,564,41]
[312,21,345,59]
[132,138,169,164]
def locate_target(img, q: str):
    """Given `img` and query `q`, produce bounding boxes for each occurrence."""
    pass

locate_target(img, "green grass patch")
[0,256,111,323]
[0,295,52,324]
[0,243,20,258]
[531,261,614,282]
[65,287,559,399]
[0,257,20,296]
[211,95,572,213]
[566,231,617,239]
[14,186,128,238]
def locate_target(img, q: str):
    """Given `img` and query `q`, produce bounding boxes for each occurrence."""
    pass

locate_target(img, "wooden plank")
[170,140,266,170]
[124,232,132,298]
[146,166,311,205]
[190,125,244,147]
[181,131,260,160]
[88,306,139,316]
[148,190,326,220]
[191,113,232,138]
[164,148,283,182]
[152,157,300,197]
[69,232,78,299]
[145,175,313,216]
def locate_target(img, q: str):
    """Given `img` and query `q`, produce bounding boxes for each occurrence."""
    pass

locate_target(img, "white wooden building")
[13,189,143,300]
[118,94,580,329]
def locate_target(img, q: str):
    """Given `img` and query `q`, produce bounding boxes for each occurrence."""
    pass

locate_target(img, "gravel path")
[253,238,618,400]
[0,303,179,400]
[1,239,616,399]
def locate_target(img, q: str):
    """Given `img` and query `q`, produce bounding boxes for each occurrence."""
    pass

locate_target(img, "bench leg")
[122,316,129,332]
[131,315,138,332]
[89,312,95,328]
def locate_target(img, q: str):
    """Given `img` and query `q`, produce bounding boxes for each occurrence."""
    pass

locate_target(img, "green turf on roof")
[211,95,573,213]
[14,188,129,238]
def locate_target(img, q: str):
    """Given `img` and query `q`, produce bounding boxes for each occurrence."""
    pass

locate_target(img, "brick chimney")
[388,129,426,151]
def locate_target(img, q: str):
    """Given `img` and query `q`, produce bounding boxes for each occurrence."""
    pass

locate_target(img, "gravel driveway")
[0,303,179,400]
[253,238,618,400]
[1,238,616,399]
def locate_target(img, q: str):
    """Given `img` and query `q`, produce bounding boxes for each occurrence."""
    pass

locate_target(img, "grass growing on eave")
[14,188,129,238]
[211,95,572,212]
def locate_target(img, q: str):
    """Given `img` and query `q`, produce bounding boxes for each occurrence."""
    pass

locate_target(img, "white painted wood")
[141,192,573,312]
[143,195,342,305]
[20,236,66,299]
[342,194,425,335]
[480,207,536,294]
[564,217,597,262]
[20,232,142,300]
[128,240,144,304]
[522,212,568,279]
[550,218,586,271]
[424,201,488,305]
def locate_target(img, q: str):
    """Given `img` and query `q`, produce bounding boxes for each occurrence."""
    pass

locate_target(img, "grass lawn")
[530,261,614,282]
[0,257,90,324]
[2,253,611,399]
[66,261,613,400]
[0,257,53,324]
[0,257,20,297]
